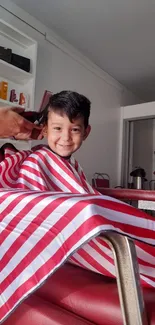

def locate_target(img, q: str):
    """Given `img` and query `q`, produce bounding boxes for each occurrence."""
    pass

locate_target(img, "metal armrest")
[103,232,148,325]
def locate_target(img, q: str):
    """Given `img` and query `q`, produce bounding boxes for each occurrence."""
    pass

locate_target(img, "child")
[0,91,95,193]
[41,90,91,159]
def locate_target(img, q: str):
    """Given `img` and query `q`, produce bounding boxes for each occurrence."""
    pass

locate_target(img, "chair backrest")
[92,173,110,189]
[0,143,18,162]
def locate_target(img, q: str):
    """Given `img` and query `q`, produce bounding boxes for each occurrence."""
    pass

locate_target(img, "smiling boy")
[42,90,91,158]
[2,91,93,193]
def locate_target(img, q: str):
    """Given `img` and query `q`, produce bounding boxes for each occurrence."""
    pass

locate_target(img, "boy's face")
[44,111,91,157]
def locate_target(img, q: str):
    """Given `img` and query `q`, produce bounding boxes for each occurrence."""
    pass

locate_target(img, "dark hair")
[41,90,91,128]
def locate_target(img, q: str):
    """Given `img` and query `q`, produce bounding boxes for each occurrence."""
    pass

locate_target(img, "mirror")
[122,117,155,189]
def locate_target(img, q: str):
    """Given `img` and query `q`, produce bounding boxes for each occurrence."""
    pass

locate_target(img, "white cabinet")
[0,19,37,149]
[0,19,37,110]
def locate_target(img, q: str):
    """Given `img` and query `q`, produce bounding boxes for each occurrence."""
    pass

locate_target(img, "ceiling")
[11,0,155,101]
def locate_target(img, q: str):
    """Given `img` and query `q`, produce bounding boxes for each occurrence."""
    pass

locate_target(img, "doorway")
[122,118,155,189]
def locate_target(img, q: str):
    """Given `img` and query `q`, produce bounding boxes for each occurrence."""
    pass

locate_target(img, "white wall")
[0,1,142,186]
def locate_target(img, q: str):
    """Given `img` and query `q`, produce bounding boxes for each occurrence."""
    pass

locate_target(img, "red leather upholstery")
[36,264,123,325]
[3,264,155,325]
[99,188,155,201]
[3,296,94,325]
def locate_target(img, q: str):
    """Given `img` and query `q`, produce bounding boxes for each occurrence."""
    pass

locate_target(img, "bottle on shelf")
[0,81,8,100]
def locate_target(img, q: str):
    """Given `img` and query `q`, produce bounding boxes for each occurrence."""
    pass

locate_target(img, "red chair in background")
[92,172,110,189]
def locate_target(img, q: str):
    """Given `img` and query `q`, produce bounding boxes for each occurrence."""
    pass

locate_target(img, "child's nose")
[62,130,71,141]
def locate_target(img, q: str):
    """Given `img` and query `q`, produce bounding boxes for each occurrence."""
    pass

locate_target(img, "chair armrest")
[102,232,148,325]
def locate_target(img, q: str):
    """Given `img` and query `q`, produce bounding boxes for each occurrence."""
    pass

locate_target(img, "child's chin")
[59,151,71,157]
[55,148,72,157]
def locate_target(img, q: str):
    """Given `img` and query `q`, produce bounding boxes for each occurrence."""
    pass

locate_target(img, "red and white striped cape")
[1,145,155,323]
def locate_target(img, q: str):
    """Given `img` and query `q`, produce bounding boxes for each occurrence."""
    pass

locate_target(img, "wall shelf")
[0,98,25,109]
[0,59,33,85]
[0,19,35,48]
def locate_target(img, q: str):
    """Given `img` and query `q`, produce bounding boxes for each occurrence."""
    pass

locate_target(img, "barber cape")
[1,145,155,323]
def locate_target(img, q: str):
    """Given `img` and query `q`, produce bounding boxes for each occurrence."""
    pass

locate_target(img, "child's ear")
[83,125,91,140]
[42,125,48,137]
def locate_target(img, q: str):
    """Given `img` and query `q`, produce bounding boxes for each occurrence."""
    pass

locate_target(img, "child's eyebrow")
[73,124,82,127]
[51,122,62,125]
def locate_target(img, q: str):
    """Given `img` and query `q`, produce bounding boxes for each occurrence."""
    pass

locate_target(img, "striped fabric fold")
[0,145,155,323]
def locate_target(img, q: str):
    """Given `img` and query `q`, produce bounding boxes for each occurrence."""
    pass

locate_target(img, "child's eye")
[72,128,80,133]
[53,127,61,131]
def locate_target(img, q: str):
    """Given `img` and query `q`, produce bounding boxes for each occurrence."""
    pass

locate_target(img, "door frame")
[120,102,155,187]
[121,120,134,188]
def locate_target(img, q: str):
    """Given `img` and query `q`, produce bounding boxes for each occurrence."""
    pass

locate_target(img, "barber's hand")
[0,107,43,140]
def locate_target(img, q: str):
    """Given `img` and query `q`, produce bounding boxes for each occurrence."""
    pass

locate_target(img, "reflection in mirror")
[122,118,155,190]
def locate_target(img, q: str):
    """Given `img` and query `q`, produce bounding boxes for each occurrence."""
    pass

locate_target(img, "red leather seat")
[36,264,122,325]
[3,264,155,325]
[3,296,94,325]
